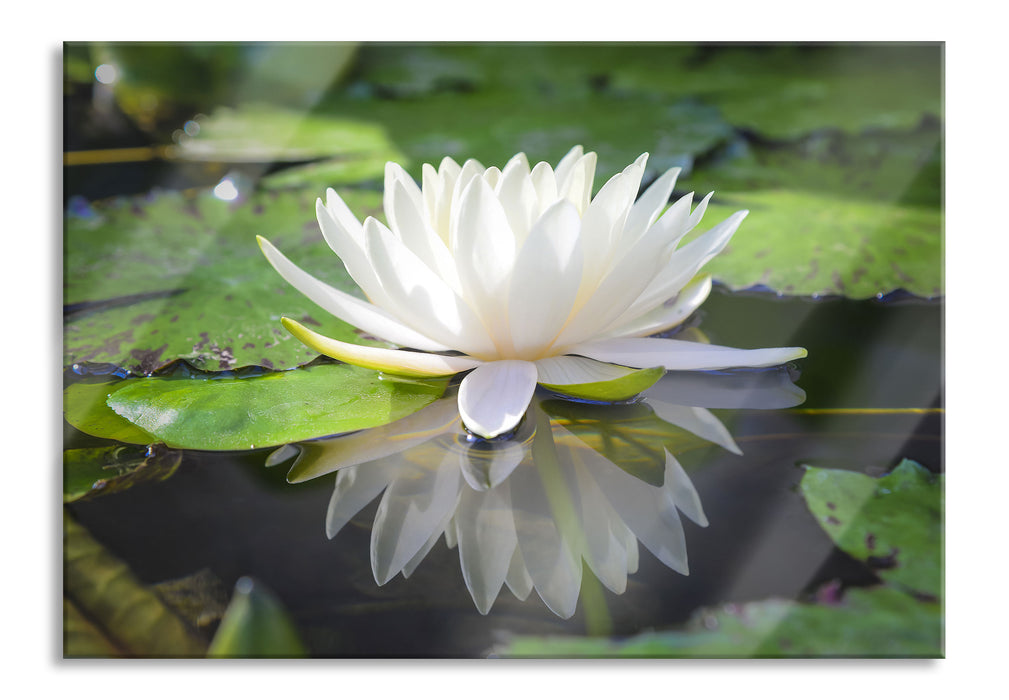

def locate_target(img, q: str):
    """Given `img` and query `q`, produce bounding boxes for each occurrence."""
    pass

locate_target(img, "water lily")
[259,146,806,438]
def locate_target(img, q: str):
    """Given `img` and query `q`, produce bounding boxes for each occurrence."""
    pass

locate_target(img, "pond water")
[63,289,942,657]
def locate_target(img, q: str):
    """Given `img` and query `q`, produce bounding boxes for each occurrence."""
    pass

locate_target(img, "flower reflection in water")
[268,367,805,618]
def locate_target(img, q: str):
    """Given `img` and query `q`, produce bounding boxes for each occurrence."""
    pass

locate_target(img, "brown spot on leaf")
[826,515,841,526]
[261,358,274,369]
[826,502,836,510]
[866,548,900,569]
[130,344,168,375]
[131,313,156,325]
[300,315,322,327]
[170,315,179,323]
[242,342,256,350]
[866,533,877,550]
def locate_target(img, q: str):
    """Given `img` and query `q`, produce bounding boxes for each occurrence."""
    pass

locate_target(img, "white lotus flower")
[259,146,806,438]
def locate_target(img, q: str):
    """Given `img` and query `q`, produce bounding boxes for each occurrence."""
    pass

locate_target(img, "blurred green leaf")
[63,512,207,657]
[64,188,383,373]
[800,459,942,597]
[64,380,156,444]
[176,103,404,164]
[208,577,306,658]
[106,364,448,451]
[63,443,181,502]
[699,190,942,298]
[496,586,941,658]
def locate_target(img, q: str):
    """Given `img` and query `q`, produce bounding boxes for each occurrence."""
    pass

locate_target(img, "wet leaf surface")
[800,459,942,597]
[64,188,384,372]
[105,364,449,451]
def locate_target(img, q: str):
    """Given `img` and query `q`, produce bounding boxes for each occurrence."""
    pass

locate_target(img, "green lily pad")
[496,586,941,658]
[698,189,942,298]
[64,512,207,657]
[326,87,733,180]
[63,443,182,503]
[207,577,307,658]
[64,380,156,444]
[64,187,384,373]
[800,459,942,598]
[540,366,665,403]
[174,103,403,164]
[106,363,448,451]
[684,125,942,209]
[350,43,940,140]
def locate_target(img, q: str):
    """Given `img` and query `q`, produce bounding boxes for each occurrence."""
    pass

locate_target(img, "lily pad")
[698,189,942,298]
[106,363,449,451]
[63,443,182,503]
[207,577,306,658]
[64,380,157,444]
[64,512,206,657]
[64,187,384,372]
[350,43,940,139]
[496,586,941,658]
[800,459,942,598]
[174,103,403,164]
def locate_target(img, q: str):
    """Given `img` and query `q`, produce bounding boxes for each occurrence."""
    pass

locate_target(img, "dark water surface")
[63,289,942,657]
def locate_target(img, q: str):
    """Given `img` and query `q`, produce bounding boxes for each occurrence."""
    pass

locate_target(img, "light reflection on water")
[268,367,805,618]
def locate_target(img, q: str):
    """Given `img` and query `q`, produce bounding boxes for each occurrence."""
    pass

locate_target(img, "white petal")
[529,161,558,214]
[495,153,537,244]
[622,166,681,245]
[325,462,401,539]
[456,485,518,615]
[533,355,642,385]
[625,210,747,319]
[371,451,461,585]
[316,198,387,304]
[387,178,462,293]
[569,336,808,371]
[552,145,584,185]
[504,546,534,601]
[383,161,424,233]
[642,365,808,409]
[287,397,460,483]
[558,151,597,215]
[602,274,712,339]
[648,400,742,455]
[458,360,538,438]
[508,200,584,357]
[364,217,496,356]
[664,451,708,527]
[257,236,450,352]
[281,317,482,377]
[451,178,518,353]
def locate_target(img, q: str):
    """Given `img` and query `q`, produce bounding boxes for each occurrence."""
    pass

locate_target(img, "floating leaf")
[175,103,403,164]
[64,188,383,372]
[63,443,182,502]
[63,512,206,657]
[350,43,940,140]
[208,577,306,658]
[800,459,942,598]
[539,366,665,403]
[496,586,941,658]
[106,363,448,451]
[699,190,942,298]
[64,379,156,444]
